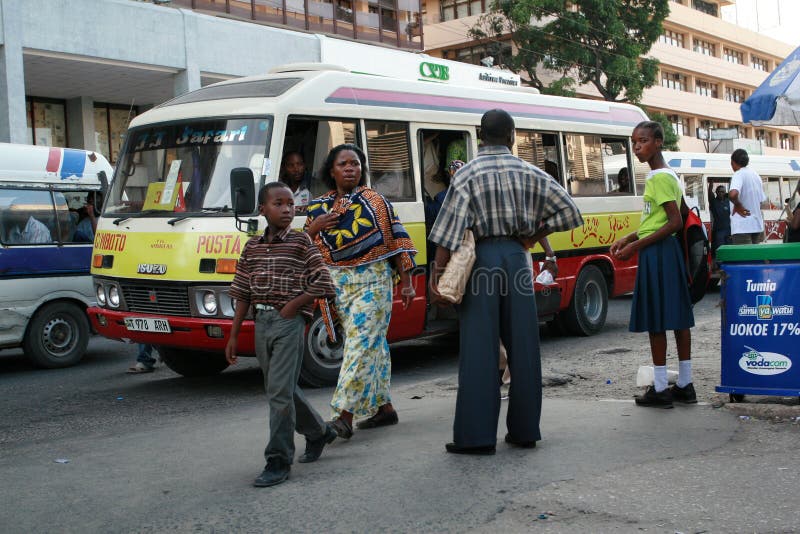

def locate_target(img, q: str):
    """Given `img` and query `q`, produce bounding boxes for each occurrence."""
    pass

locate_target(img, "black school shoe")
[253,458,290,487]
[445,442,496,455]
[670,382,698,404]
[634,386,674,408]
[298,424,337,463]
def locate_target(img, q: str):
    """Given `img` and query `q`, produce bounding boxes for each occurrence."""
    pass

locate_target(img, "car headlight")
[202,291,217,314]
[96,284,107,306]
[108,285,120,308]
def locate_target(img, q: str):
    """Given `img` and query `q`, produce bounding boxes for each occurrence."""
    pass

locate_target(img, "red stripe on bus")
[46,148,61,173]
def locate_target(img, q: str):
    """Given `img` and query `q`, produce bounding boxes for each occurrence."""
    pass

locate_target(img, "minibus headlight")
[108,285,120,308]
[96,284,107,306]
[202,292,218,314]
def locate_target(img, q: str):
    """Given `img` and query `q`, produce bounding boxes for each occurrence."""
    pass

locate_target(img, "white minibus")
[0,143,111,367]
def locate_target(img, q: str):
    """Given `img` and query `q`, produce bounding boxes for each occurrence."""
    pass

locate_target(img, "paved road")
[1,297,798,532]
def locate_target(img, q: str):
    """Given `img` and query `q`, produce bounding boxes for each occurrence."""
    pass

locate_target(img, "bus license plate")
[124,317,171,333]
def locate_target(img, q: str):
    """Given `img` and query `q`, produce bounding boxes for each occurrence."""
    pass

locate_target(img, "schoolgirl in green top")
[610,121,696,408]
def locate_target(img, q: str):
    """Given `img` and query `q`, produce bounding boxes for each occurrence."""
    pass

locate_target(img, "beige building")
[421,0,800,155]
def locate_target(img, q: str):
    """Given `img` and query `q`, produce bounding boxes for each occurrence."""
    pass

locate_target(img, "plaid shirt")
[229,226,335,320]
[428,145,584,251]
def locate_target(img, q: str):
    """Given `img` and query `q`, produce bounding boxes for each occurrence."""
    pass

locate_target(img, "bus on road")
[0,143,110,368]
[87,45,648,385]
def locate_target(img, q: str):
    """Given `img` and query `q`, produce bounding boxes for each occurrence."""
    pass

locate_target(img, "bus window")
[284,117,358,198]
[564,134,630,196]
[601,138,631,194]
[366,121,414,202]
[0,189,56,245]
[516,130,562,185]
[764,176,782,209]
[55,190,100,243]
[683,174,704,210]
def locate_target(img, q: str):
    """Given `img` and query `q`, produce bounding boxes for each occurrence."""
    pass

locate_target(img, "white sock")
[678,360,692,388]
[654,365,668,392]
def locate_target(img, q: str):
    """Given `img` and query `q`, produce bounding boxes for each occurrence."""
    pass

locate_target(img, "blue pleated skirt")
[629,236,695,333]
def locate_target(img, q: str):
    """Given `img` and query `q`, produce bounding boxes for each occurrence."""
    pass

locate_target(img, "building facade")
[421,0,800,155]
[0,0,422,162]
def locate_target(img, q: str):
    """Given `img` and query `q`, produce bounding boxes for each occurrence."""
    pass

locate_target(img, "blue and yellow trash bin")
[716,243,800,401]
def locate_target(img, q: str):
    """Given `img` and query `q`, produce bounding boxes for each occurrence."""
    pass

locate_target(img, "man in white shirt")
[728,149,767,245]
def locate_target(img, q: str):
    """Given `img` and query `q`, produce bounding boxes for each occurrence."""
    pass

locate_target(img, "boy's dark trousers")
[254,308,328,465]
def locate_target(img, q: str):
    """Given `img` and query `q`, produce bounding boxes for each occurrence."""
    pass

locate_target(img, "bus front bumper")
[86,307,255,353]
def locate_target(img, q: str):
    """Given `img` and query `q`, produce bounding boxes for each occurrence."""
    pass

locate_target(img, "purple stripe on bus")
[326,87,644,126]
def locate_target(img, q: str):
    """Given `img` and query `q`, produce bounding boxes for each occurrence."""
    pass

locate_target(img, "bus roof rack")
[269,63,350,74]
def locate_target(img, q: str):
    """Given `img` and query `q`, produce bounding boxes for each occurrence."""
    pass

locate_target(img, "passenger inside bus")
[73,191,100,242]
[279,151,312,214]
[616,167,631,193]
[2,207,52,244]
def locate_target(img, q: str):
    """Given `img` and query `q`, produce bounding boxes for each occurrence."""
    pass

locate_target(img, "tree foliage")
[648,111,680,151]
[469,0,669,103]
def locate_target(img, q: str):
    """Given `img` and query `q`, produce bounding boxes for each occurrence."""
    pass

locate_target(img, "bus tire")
[23,301,90,369]
[159,347,229,377]
[300,313,344,388]
[563,265,608,337]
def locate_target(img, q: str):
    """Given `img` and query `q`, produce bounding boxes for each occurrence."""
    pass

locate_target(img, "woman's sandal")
[329,418,353,440]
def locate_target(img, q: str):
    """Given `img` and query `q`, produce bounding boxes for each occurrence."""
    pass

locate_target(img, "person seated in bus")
[279,151,312,214]
[707,183,731,256]
[3,208,52,244]
[425,159,463,227]
[616,167,631,193]
[74,192,99,242]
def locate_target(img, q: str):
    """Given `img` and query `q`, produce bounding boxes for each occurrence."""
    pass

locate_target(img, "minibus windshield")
[105,117,271,215]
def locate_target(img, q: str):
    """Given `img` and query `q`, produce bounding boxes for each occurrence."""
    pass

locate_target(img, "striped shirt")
[428,145,584,251]
[229,226,335,320]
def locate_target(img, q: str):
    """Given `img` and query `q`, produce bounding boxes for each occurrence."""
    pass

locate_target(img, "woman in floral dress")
[305,144,416,439]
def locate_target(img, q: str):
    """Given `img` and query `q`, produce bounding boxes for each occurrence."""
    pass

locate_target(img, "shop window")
[94,104,138,164]
[365,121,415,202]
[26,98,67,147]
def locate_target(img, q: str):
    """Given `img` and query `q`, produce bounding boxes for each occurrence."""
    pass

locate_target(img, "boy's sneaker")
[634,386,674,408]
[670,382,698,404]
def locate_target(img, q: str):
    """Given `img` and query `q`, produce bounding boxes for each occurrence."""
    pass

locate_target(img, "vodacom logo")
[419,62,450,81]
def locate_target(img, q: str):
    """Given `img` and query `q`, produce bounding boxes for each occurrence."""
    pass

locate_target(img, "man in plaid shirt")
[429,109,583,455]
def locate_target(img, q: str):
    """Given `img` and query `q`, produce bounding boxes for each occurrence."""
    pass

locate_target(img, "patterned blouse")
[304,186,416,273]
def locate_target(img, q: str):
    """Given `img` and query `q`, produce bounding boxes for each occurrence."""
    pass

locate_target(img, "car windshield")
[105,117,271,215]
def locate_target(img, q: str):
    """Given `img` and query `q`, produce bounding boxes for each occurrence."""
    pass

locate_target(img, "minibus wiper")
[112,209,172,225]
[166,207,231,226]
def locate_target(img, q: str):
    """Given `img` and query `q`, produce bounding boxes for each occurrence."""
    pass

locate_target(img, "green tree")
[469,0,669,102]
[648,112,680,150]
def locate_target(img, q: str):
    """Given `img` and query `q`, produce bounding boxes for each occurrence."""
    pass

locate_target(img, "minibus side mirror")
[230,168,257,234]
[230,168,256,215]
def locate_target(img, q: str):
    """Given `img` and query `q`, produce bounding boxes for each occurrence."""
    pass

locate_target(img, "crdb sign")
[419,62,450,81]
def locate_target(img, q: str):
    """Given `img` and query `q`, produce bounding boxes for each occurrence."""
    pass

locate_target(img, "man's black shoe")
[504,433,537,448]
[298,424,337,463]
[253,459,290,487]
[670,382,698,404]
[445,442,496,455]
[634,385,674,408]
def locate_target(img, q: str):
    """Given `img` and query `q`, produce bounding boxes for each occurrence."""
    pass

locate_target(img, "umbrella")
[740,44,800,126]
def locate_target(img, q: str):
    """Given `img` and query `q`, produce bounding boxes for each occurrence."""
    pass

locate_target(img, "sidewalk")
[1,375,756,533]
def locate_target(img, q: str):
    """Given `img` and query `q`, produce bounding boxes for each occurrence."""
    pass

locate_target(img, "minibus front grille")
[121,284,191,316]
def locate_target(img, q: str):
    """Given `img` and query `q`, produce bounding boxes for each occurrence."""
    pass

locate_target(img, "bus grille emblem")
[149,291,157,303]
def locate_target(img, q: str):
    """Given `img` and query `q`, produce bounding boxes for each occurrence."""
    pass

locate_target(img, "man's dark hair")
[319,143,368,190]
[480,109,515,144]
[634,120,664,141]
[258,181,291,205]
[731,148,749,167]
